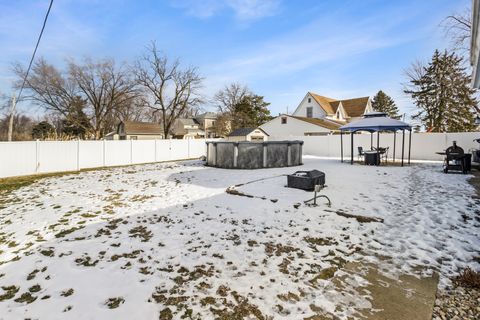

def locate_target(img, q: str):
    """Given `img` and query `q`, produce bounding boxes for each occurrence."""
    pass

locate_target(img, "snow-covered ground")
[0,156,478,319]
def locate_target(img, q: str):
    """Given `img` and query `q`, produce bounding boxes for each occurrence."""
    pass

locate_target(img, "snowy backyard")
[0,156,479,319]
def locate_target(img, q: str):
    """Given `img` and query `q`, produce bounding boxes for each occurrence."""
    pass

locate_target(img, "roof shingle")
[290,116,341,130]
[308,92,370,117]
[123,121,163,135]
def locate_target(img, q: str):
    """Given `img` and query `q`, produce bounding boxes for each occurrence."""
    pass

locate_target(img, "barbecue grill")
[443,142,470,173]
[473,138,480,163]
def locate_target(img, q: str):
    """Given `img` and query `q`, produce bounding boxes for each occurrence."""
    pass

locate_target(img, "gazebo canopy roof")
[339,112,411,132]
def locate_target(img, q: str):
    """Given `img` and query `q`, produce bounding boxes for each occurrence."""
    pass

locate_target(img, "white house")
[226,127,269,142]
[261,92,373,137]
[260,115,341,137]
[292,92,373,123]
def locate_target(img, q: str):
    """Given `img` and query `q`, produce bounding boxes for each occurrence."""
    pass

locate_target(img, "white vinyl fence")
[0,139,210,178]
[1,132,479,178]
[270,132,480,162]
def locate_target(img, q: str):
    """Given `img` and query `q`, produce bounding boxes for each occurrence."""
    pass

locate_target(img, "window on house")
[336,111,340,119]
[281,117,287,124]
[306,107,313,118]
[308,98,311,103]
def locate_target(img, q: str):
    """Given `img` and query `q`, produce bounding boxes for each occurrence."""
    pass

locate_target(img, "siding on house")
[293,93,328,119]
[260,115,335,137]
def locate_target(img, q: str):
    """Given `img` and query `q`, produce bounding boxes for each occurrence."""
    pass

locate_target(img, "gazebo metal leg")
[393,131,396,162]
[401,129,405,167]
[351,132,354,165]
[408,130,412,165]
[340,131,343,163]
[377,131,380,165]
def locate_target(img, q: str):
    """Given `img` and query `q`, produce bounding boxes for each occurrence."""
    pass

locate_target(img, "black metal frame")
[340,129,412,166]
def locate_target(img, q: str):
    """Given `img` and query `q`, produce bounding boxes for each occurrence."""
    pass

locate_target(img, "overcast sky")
[0,0,470,118]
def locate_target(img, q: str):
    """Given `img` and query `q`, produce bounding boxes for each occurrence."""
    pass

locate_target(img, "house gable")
[339,96,370,118]
[292,93,328,119]
[326,102,347,122]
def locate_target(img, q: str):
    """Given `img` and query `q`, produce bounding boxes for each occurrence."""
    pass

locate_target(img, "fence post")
[103,139,106,167]
[130,139,133,164]
[169,138,172,161]
[76,139,80,171]
[154,140,157,162]
[35,139,40,173]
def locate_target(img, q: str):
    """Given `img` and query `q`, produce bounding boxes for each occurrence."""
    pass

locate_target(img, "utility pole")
[7,95,16,142]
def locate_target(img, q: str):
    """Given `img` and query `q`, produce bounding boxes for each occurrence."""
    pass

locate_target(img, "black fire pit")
[287,170,325,191]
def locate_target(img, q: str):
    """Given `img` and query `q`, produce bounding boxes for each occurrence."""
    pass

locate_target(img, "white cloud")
[170,0,280,20]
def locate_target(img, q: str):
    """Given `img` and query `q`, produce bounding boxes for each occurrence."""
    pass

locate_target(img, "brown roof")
[339,97,370,117]
[309,92,370,117]
[290,116,341,131]
[122,121,163,135]
[309,93,337,115]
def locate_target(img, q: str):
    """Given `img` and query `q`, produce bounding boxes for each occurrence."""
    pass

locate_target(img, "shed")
[227,127,269,142]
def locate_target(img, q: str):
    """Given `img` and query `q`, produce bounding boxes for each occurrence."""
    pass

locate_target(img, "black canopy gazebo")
[339,112,412,166]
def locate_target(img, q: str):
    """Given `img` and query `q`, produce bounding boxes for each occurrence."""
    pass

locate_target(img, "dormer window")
[281,117,287,124]
[308,97,311,103]
[336,111,340,119]
[306,107,313,118]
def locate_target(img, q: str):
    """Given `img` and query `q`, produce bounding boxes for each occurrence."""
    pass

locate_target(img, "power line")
[16,0,54,103]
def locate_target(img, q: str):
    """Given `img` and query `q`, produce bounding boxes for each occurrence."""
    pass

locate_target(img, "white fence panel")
[79,141,104,169]
[155,140,172,162]
[37,141,78,174]
[0,141,37,178]
[170,139,189,159]
[132,140,156,164]
[188,140,206,158]
[271,131,480,161]
[1,133,478,178]
[104,141,131,167]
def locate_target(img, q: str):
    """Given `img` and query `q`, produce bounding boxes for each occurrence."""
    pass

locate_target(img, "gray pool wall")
[206,140,303,169]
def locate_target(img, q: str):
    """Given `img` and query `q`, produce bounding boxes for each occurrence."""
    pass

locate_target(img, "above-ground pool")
[206,140,303,169]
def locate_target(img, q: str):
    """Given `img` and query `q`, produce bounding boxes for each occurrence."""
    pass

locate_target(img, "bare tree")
[0,92,8,116]
[13,58,78,118]
[114,95,150,122]
[403,60,426,86]
[69,58,138,139]
[212,83,250,113]
[0,113,35,141]
[134,42,204,137]
[442,8,472,54]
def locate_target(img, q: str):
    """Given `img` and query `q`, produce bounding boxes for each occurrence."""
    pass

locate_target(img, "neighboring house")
[172,112,227,139]
[260,115,341,137]
[106,121,164,140]
[171,118,205,139]
[194,112,218,138]
[293,92,373,123]
[260,92,373,136]
[226,127,269,142]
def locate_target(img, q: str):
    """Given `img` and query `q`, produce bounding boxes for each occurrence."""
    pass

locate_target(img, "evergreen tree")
[404,49,477,132]
[231,94,272,130]
[371,90,400,119]
[62,96,90,138]
[32,121,55,140]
